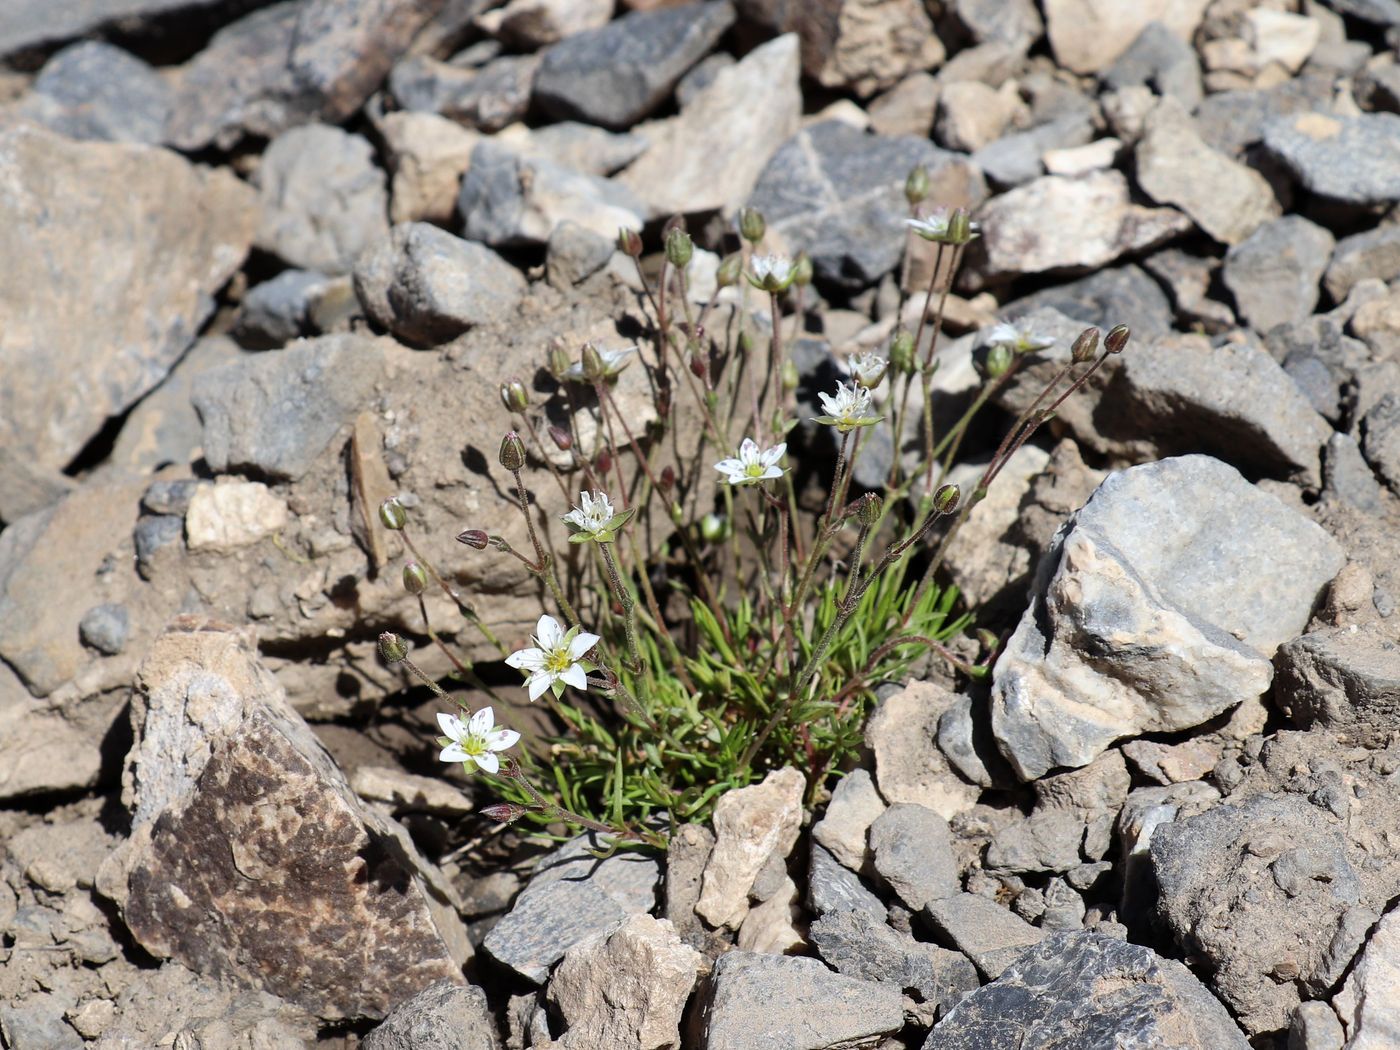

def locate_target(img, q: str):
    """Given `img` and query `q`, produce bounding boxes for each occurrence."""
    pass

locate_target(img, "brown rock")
[1044,0,1211,74]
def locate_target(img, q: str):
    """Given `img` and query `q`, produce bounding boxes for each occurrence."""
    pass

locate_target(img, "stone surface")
[866,680,981,820]
[236,271,339,349]
[386,53,539,133]
[1290,1001,1347,1050]
[973,112,1096,188]
[98,622,471,1022]
[808,843,886,923]
[1275,624,1400,733]
[1324,225,1400,302]
[78,603,130,656]
[1102,21,1202,108]
[184,480,290,552]
[363,980,498,1050]
[619,33,801,218]
[534,2,735,128]
[354,222,526,346]
[1223,216,1335,333]
[922,931,1250,1049]
[16,41,171,143]
[811,768,886,874]
[695,767,804,930]
[1362,394,1400,495]
[1044,0,1210,73]
[0,450,75,526]
[547,915,703,1050]
[934,80,1022,153]
[378,111,480,225]
[748,119,985,291]
[478,0,613,48]
[1352,290,1400,359]
[1142,248,1234,333]
[868,804,958,909]
[501,121,651,176]
[986,750,1130,873]
[1263,111,1400,205]
[991,456,1344,780]
[972,170,1190,281]
[546,221,616,288]
[1135,97,1280,245]
[697,951,904,1050]
[254,124,389,274]
[0,124,255,471]
[1333,906,1400,1049]
[924,892,1046,979]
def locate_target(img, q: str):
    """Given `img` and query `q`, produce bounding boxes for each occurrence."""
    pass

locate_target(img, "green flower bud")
[976,628,999,651]
[547,346,571,379]
[1071,328,1101,364]
[984,343,1014,378]
[499,431,526,472]
[934,483,960,514]
[948,208,974,246]
[781,359,799,393]
[1105,324,1131,354]
[792,252,813,287]
[456,529,489,549]
[700,513,729,542]
[716,252,743,288]
[481,802,529,823]
[905,165,930,205]
[580,342,606,382]
[500,377,529,413]
[378,631,408,663]
[739,207,766,244]
[890,329,916,375]
[664,226,693,269]
[402,561,428,595]
[379,497,407,531]
[616,227,642,257]
[858,492,883,526]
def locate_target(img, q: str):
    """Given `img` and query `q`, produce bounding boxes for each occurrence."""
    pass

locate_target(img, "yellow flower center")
[744,462,766,478]
[544,648,572,674]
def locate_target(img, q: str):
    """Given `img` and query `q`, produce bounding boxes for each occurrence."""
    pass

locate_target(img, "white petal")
[714,458,743,475]
[568,632,600,660]
[440,742,470,763]
[489,728,521,751]
[535,614,563,649]
[437,711,465,739]
[559,662,589,691]
[475,751,500,775]
[527,674,553,701]
[738,437,759,460]
[505,647,544,671]
[762,443,786,466]
[468,707,495,737]
[761,465,784,480]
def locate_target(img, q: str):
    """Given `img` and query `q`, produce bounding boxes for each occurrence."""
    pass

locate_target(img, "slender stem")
[599,542,643,675]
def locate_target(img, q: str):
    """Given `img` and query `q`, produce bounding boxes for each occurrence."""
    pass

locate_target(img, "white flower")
[816,382,882,433]
[747,254,796,292]
[849,352,888,389]
[563,490,613,536]
[905,209,981,244]
[985,321,1055,353]
[437,707,520,774]
[505,614,600,701]
[714,438,787,486]
[563,344,637,381]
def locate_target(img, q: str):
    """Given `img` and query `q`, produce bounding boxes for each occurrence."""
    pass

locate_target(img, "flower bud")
[456,528,489,549]
[905,164,930,205]
[547,346,571,379]
[596,449,612,476]
[500,377,529,413]
[547,424,573,451]
[890,329,916,375]
[498,431,526,472]
[792,252,813,287]
[378,631,408,663]
[664,226,693,269]
[379,497,407,531]
[781,359,799,393]
[659,465,676,492]
[934,483,960,514]
[580,342,606,382]
[700,513,729,542]
[1071,327,1100,363]
[948,208,974,245]
[616,227,642,257]
[738,207,766,244]
[1105,324,1131,354]
[402,561,428,595]
[976,628,999,652]
[716,251,743,287]
[984,343,1013,378]
[858,492,883,526]
[689,351,707,380]
[481,802,529,823]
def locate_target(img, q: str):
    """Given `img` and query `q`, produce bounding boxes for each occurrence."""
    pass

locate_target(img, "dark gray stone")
[924,892,1045,979]
[698,951,904,1050]
[386,53,539,133]
[937,694,1016,789]
[363,980,498,1050]
[1223,216,1335,333]
[545,221,615,288]
[921,931,1251,1050]
[353,223,527,346]
[134,514,185,576]
[79,603,130,656]
[1142,249,1235,334]
[949,0,1043,47]
[748,120,986,291]
[985,808,1084,875]
[1322,0,1400,24]
[0,994,84,1050]
[19,41,170,144]
[1276,624,1400,732]
[972,113,1095,188]
[1324,224,1400,302]
[1323,433,1386,514]
[1264,316,1368,424]
[1003,265,1173,339]
[141,480,199,516]
[808,844,886,923]
[868,804,958,910]
[1102,22,1202,109]
[236,270,336,350]
[534,2,735,129]
[0,0,264,57]
[1039,877,1086,930]
[1263,111,1400,205]
[1194,77,1335,158]
[1361,393,1400,495]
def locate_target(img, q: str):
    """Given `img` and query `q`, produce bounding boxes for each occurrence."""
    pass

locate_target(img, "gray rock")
[134,514,185,577]
[534,2,735,129]
[1223,216,1335,333]
[924,892,1046,980]
[1361,393,1400,495]
[808,844,886,923]
[17,41,170,143]
[363,980,498,1050]
[972,113,1096,188]
[697,951,904,1050]
[1039,877,1086,930]
[0,994,84,1050]
[748,120,986,291]
[1193,75,1335,158]
[481,834,661,984]
[809,909,979,1019]
[193,334,393,483]
[255,124,389,275]
[662,823,719,952]
[1004,265,1173,339]
[79,603,130,656]
[1263,111,1400,205]
[1264,315,1368,424]
[546,221,616,289]
[0,450,76,526]
[1323,433,1386,514]
[949,0,1043,47]
[1141,248,1235,333]
[1289,1001,1346,1050]
[868,804,959,910]
[990,456,1344,780]
[164,0,441,151]
[1331,905,1400,1049]
[0,0,254,56]
[386,53,539,133]
[354,223,526,346]
[675,50,734,107]
[458,141,645,247]
[1324,224,1400,302]
[866,680,981,820]
[1325,0,1400,23]
[811,768,886,874]
[519,122,650,176]
[937,694,1016,789]
[987,751,1130,873]
[921,931,1251,1050]
[236,270,338,349]
[1043,0,1210,75]
[1102,22,1202,109]
[0,124,255,472]
[1275,624,1400,732]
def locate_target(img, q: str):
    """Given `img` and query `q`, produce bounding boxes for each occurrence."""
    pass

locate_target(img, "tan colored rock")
[696,767,805,930]
[736,875,804,955]
[1044,0,1211,74]
[185,481,290,552]
[379,111,480,225]
[935,80,1024,152]
[1334,906,1400,1048]
[477,0,613,48]
[1043,137,1121,176]
[350,766,475,815]
[868,71,938,137]
[866,680,980,819]
[1351,290,1400,358]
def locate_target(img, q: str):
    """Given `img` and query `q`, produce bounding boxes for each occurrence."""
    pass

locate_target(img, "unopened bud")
[717,252,742,287]
[976,628,999,651]
[481,802,529,823]
[890,329,916,375]
[580,342,606,382]
[402,561,428,595]
[858,493,883,526]
[700,513,729,542]
[547,346,571,379]
[378,631,408,663]
[1105,324,1131,354]
[934,483,960,514]
[689,351,707,380]
[659,465,676,492]
[781,359,799,393]
[664,226,693,269]
[984,344,1013,378]
[457,529,489,549]
[596,449,612,476]
[547,424,572,451]
[500,377,529,413]
[1071,328,1100,363]
[948,208,973,245]
[905,165,930,205]
[499,431,526,472]
[792,252,813,287]
[379,497,407,530]
[616,227,642,257]
[739,207,766,244]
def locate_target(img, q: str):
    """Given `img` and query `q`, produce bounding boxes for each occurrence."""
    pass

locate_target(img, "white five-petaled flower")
[563,344,637,381]
[816,381,882,433]
[985,321,1055,353]
[505,614,600,701]
[563,490,614,537]
[849,352,888,389]
[437,707,520,775]
[747,254,796,292]
[905,209,981,244]
[714,438,787,486]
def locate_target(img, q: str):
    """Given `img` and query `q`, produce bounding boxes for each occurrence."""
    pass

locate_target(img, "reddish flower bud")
[548,424,573,451]
[456,529,489,549]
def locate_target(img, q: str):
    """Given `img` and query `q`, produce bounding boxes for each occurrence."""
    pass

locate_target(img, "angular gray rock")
[808,844,886,923]
[79,603,130,656]
[747,119,986,290]
[1275,624,1400,733]
[1223,216,1335,333]
[354,223,526,346]
[1263,111,1400,205]
[236,271,342,350]
[1142,249,1235,333]
[16,41,171,143]
[1324,224,1400,302]
[255,124,389,274]
[865,680,981,820]
[1323,432,1387,514]
[868,804,959,909]
[1102,21,1203,108]
[697,951,904,1050]
[1361,393,1400,495]
[0,124,255,471]
[386,53,539,133]
[986,751,1130,873]
[1332,905,1400,1048]
[972,113,1096,188]
[98,622,472,1021]
[922,931,1251,1050]
[363,981,498,1050]
[534,2,735,129]
[811,768,886,874]
[990,456,1344,780]
[924,892,1046,980]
